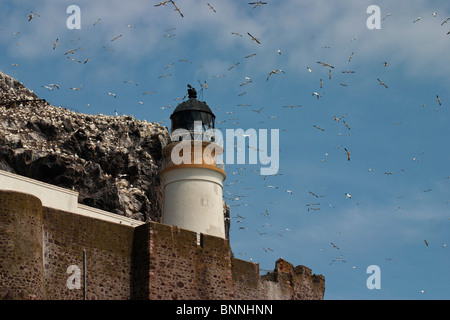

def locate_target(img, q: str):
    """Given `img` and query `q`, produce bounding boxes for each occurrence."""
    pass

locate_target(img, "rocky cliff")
[0,70,170,222]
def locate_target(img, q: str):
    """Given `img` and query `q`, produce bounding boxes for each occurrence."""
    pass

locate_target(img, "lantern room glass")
[171,110,216,142]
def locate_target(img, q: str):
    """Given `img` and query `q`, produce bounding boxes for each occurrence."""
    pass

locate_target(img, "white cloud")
[4,0,449,84]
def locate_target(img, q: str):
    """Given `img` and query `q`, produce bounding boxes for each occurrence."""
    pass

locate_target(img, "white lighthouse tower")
[161,85,227,239]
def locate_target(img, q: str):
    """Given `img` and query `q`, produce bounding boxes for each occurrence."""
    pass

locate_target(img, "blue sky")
[1,0,449,299]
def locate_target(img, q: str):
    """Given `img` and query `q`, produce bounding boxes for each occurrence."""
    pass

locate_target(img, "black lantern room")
[170,85,216,142]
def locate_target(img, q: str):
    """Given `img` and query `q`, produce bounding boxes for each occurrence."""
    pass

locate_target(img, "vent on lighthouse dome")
[170,85,216,142]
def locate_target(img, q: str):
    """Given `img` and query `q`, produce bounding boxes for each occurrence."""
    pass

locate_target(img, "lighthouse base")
[161,166,226,238]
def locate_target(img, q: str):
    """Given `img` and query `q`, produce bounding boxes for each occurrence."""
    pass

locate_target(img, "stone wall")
[261,259,326,300]
[0,189,325,300]
[231,257,261,299]
[0,191,44,300]
[147,222,234,300]
[42,206,135,300]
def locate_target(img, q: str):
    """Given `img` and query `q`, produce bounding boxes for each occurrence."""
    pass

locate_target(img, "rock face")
[0,70,171,222]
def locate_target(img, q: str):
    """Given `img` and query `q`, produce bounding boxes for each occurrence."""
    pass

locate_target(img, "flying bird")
[42,85,54,91]
[342,120,351,130]
[317,61,335,68]
[441,17,450,25]
[249,1,267,8]
[67,57,81,63]
[93,18,101,25]
[53,38,59,50]
[107,92,117,98]
[283,105,302,109]
[111,35,123,41]
[330,242,340,250]
[413,17,421,23]
[256,230,266,236]
[170,0,184,17]
[313,125,325,132]
[240,79,252,86]
[154,1,170,6]
[27,11,40,21]
[43,83,60,90]
[377,78,388,88]
[266,69,285,81]
[247,32,261,44]
[228,62,240,71]
[207,3,216,12]
[348,51,354,62]
[309,191,319,198]
[436,95,442,106]
[64,48,78,55]
[424,240,429,246]
[344,148,351,161]
[164,63,175,69]
[312,92,322,99]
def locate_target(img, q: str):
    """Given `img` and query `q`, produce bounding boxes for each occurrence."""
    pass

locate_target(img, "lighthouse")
[161,85,227,239]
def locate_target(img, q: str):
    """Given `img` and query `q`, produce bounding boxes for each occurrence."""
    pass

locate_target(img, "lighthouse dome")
[170,85,216,142]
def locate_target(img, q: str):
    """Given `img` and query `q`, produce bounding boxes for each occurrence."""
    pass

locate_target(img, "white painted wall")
[162,166,226,238]
[0,170,143,227]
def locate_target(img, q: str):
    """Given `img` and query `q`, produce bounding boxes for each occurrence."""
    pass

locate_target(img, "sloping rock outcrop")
[0,70,170,222]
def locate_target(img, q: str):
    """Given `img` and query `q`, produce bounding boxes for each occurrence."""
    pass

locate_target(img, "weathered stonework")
[0,191,44,300]
[0,190,325,300]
